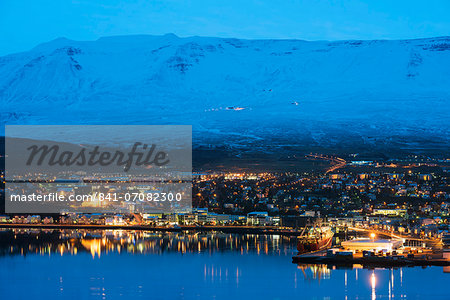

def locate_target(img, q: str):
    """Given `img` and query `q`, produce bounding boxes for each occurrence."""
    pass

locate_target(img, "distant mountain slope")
[1,34,449,153]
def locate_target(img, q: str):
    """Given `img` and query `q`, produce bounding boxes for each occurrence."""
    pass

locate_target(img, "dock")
[293,249,450,267]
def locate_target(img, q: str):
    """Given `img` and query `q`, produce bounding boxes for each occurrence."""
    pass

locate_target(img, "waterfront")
[0,229,448,299]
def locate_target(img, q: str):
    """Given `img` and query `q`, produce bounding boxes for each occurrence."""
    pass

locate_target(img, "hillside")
[1,34,449,154]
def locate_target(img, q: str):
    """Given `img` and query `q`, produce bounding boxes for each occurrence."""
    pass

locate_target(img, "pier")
[294,225,449,267]
[293,248,450,267]
[338,225,444,248]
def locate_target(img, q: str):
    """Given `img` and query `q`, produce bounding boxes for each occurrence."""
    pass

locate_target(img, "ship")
[297,225,334,253]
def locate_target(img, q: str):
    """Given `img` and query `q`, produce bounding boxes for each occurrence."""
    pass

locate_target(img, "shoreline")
[0,223,304,235]
[292,253,450,267]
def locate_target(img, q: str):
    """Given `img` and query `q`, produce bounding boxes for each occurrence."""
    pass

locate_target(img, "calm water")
[0,228,448,299]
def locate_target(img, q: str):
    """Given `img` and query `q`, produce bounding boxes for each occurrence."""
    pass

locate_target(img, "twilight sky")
[1,0,449,56]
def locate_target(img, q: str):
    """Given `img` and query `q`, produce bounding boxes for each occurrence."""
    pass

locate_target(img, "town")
[1,155,449,245]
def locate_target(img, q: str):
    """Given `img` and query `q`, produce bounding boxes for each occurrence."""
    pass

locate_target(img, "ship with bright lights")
[297,226,334,253]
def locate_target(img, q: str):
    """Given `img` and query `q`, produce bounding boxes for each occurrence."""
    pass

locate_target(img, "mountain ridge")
[1,34,449,154]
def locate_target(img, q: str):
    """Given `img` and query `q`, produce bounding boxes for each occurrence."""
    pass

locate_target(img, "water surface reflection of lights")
[0,229,298,257]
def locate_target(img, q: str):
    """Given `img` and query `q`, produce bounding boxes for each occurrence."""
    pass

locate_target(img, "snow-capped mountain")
[1,34,449,153]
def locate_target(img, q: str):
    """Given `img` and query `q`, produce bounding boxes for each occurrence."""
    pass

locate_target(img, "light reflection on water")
[0,228,292,258]
[0,228,448,300]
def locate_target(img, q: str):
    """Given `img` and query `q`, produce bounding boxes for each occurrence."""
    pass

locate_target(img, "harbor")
[1,227,448,299]
[293,247,450,267]
[293,231,450,267]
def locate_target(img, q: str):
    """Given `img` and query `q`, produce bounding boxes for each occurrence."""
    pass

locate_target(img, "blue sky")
[1,0,449,55]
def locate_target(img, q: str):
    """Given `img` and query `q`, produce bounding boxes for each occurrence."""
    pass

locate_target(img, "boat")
[297,225,334,253]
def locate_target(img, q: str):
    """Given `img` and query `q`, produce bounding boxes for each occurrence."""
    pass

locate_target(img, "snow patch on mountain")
[1,34,449,152]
